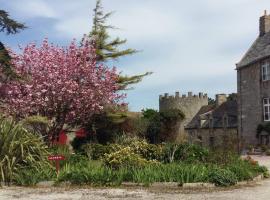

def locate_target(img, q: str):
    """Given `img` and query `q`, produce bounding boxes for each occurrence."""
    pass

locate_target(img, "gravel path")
[1,155,270,200]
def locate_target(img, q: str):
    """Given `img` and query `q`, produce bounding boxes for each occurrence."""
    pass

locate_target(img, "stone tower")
[159,91,208,140]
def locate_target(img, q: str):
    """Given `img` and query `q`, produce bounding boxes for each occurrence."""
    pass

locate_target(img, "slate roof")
[237,32,270,68]
[185,100,238,129]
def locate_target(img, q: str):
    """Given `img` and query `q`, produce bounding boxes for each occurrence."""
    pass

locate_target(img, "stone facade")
[185,95,238,150]
[237,12,270,147]
[188,128,238,150]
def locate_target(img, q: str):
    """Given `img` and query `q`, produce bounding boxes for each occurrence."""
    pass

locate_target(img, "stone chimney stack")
[216,94,227,107]
[260,10,270,37]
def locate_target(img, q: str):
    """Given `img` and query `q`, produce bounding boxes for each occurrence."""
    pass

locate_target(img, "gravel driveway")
[1,155,270,200]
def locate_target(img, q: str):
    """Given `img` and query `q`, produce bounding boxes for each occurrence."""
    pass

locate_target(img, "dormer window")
[262,62,270,81]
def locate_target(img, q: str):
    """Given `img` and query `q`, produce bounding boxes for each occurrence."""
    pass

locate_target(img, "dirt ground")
[1,155,270,200]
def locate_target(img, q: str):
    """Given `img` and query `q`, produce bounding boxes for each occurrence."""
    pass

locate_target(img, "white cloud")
[8,0,57,19]
[4,0,270,110]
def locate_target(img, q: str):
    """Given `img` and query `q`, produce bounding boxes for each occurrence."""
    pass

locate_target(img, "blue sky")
[1,0,270,111]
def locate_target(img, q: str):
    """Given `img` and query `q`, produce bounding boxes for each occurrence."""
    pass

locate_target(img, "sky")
[1,0,270,111]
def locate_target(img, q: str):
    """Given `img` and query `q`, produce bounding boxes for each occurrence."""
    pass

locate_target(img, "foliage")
[57,161,208,186]
[142,108,185,143]
[103,147,159,169]
[142,109,162,143]
[10,142,268,187]
[226,159,262,181]
[0,10,26,34]
[82,143,111,160]
[82,138,164,162]
[88,0,137,62]
[209,168,237,187]
[172,143,209,163]
[257,122,270,138]
[86,0,150,90]
[3,39,124,142]
[206,150,239,166]
[21,115,50,138]
[0,117,49,185]
[208,97,216,105]
[0,10,26,83]
[14,165,55,186]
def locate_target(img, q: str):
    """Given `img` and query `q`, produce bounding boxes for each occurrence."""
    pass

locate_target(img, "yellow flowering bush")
[103,147,160,169]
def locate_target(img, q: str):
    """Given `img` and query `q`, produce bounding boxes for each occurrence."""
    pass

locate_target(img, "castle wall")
[159,92,208,141]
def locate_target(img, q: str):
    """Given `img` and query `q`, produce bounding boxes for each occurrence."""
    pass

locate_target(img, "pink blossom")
[4,39,125,140]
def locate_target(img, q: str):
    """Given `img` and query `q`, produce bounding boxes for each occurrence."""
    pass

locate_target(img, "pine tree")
[88,0,151,90]
[0,10,26,82]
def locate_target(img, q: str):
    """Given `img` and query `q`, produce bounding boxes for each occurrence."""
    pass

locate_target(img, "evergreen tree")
[88,0,151,90]
[0,10,26,82]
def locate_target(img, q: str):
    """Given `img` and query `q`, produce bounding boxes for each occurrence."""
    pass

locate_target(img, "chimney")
[260,10,270,36]
[216,94,227,106]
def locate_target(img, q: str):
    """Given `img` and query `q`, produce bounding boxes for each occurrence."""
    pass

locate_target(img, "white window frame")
[262,62,270,81]
[263,98,270,121]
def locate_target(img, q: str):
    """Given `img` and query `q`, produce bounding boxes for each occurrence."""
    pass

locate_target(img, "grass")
[52,158,267,187]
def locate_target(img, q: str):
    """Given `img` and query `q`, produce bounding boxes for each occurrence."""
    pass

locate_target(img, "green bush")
[209,168,237,186]
[206,150,239,166]
[172,143,209,163]
[127,139,165,161]
[0,117,49,185]
[82,143,122,160]
[82,139,164,162]
[14,165,55,186]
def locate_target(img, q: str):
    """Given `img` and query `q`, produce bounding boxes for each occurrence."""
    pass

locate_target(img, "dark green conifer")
[0,10,26,82]
[88,0,151,90]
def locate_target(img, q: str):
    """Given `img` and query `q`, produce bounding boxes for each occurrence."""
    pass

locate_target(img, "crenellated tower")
[159,91,208,140]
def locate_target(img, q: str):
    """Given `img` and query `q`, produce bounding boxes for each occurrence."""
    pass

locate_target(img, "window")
[262,62,270,81]
[263,98,270,121]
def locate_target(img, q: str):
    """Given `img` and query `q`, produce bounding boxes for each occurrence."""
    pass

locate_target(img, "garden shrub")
[103,147,159,169]
[206,149,239,165]
[14,164,55,186]
[127,139,165,161]
[172,143,209,163]
[209,167,237,186]
[82,143,111,160]
[82,138,165,162]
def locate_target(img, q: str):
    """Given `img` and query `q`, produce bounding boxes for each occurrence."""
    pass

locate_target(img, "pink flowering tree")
[3,39,125,143]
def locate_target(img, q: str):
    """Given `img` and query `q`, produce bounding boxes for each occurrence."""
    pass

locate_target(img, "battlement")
[159,91,208,100]
[159,91,209,140]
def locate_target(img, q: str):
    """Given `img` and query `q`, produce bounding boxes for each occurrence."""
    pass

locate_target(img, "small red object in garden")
[75,128,87,138]
[48,155,65,174]
[58,130,68,145]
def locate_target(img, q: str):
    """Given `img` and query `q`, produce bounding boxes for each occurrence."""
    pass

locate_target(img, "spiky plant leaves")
[0,117,49,185]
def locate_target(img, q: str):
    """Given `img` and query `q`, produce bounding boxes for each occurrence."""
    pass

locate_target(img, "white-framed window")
[263,98,270,121]
[262,62,270,81]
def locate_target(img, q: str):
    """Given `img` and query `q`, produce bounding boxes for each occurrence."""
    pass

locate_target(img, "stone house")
[185,94,238,150]
[237,11,270,147]
[159,92,238,147]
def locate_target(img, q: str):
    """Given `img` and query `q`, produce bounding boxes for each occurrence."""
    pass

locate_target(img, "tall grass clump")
[0,117,49,185]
